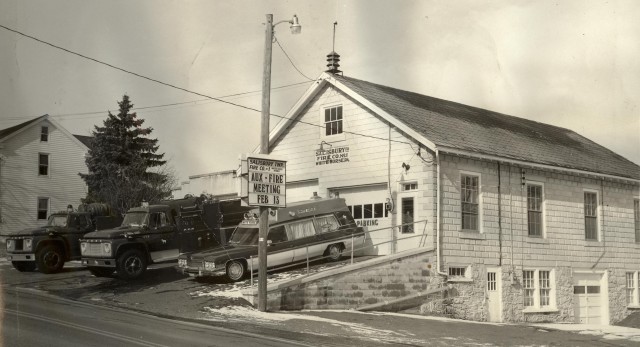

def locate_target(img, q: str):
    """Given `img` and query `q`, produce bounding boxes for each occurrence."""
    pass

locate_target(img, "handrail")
[248,219,429,286]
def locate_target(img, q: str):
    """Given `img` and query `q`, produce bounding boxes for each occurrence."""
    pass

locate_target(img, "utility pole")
[258,13,301,312]
[258,13,274,312]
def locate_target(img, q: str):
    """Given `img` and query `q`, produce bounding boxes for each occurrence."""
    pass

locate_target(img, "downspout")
[497,162,502,266]
[435,148,447,276]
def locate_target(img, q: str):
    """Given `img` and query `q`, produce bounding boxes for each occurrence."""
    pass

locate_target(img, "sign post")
[242,154,286,312]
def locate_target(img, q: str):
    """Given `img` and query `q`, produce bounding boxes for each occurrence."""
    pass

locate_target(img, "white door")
[573,273,603,324]
[487,268,502,322]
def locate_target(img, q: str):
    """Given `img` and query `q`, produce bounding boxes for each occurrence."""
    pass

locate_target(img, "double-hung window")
[461,174,479,231]
[523,269,555,310]
[37,198,49,220]
[584,192,598,240]
[324,106,343,136]
[39,153,49,176]
[627,272,640,307]
[40,126,49,142]
[527,184,543,237]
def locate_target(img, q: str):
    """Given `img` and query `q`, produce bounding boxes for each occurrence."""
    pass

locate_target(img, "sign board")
[315,145,350,166]
[244,156,286,207]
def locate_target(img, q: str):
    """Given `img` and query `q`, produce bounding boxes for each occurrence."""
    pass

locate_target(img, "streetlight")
[258,14,301,312]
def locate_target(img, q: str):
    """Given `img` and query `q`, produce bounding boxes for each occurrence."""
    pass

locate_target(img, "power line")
[0,81,308,122]
[0,24,413,147]
[274,35,315,81]
[0,24,266,114]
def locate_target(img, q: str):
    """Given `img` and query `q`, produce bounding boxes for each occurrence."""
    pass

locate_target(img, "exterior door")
[573,273,603,324]
[486,268,502,322]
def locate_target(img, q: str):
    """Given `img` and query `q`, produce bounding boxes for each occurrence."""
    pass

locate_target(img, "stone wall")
[243,248,446,311]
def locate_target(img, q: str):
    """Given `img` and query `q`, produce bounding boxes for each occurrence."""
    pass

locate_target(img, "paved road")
[1,287,311,347]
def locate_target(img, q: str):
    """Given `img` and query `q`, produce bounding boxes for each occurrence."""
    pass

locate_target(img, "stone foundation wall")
[244,248,446,311]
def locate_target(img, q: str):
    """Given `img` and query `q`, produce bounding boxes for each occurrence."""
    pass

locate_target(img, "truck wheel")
[325,243,344,262]
[88,267,115,277]
[36,244,65,274]
[12,261,37,272]
[116,249,147,280]
[226,260,246,282]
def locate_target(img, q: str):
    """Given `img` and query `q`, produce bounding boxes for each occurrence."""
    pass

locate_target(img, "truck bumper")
[81,258,116,267]
[7,253,35,261]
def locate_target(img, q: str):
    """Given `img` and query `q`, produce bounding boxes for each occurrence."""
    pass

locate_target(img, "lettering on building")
[316,146,350,166]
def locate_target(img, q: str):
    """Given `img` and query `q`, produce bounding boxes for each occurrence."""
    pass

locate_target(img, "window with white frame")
[461,174,480,231]
[39,153,49,176]
[627,271,639,306]
[527,184,543,237]
[448,266,468,278]
[634,199,639,243]
[348,203,389,220]
[40,126,49,142]
[584,192,598,240]
[523,269,555,309]
[37,198,49,220]
[323,106,343,136]
[402,182,418,191]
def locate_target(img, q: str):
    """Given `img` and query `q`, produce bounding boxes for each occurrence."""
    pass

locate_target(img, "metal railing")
[248,219,429,286]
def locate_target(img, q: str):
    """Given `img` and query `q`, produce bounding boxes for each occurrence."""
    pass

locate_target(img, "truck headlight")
[24,238,33,251]
[178,259,187,267]
[80,242,87,255]
[6,239,14,251]
[204,261,216,271]
[102,242,112,255]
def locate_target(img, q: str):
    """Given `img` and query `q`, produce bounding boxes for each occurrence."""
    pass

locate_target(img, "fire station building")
[260,71,640,324]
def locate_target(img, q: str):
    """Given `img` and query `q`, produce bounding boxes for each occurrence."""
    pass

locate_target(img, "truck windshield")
[47,215,69,227]
[228,227,259,245]
[122,212,148,227]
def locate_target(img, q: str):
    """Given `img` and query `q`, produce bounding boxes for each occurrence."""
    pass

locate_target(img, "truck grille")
[84,243,104,257]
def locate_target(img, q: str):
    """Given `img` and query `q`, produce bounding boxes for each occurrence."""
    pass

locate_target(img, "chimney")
[325,51,342,75]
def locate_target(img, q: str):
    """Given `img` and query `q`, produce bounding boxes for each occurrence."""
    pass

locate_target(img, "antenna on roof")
[325,21,342,75]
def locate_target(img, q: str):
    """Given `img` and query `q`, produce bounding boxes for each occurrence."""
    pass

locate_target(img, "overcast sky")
[1,0,639,182]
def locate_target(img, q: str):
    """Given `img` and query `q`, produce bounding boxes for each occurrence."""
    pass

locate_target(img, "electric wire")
[0,24,265,115]
[274,35,315,81]
[0,24,415,147]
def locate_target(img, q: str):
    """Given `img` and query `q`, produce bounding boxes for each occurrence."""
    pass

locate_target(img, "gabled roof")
[73,135,93,148]
[270,73,639,181]
[335,75,640,180]
[0,115,90,150]
[0,115,47,141]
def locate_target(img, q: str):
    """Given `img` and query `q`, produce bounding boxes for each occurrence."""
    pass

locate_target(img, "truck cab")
[80,197,219,280]
[5,208,117,274]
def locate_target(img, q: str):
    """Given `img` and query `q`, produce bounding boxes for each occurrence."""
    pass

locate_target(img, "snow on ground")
[190,261,345,299]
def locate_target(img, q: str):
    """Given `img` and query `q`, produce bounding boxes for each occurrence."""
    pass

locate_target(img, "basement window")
[448,266,472,282]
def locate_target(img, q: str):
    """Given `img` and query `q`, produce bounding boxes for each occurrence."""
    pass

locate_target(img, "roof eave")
[439,146,640,184]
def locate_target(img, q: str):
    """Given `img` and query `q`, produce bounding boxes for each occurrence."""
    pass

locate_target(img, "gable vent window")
[324,106,343,136]
[41,126,49,142]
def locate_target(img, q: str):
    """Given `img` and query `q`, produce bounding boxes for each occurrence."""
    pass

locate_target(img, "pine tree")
[80,95,172,215]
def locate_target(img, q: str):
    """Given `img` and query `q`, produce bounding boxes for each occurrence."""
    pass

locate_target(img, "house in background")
[0,115,90,234]
[174,170,239,201]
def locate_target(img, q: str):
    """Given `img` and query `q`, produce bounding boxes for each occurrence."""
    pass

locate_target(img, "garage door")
[286,180,319,203]
[573,273,603,324]
[329,184,391,255]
